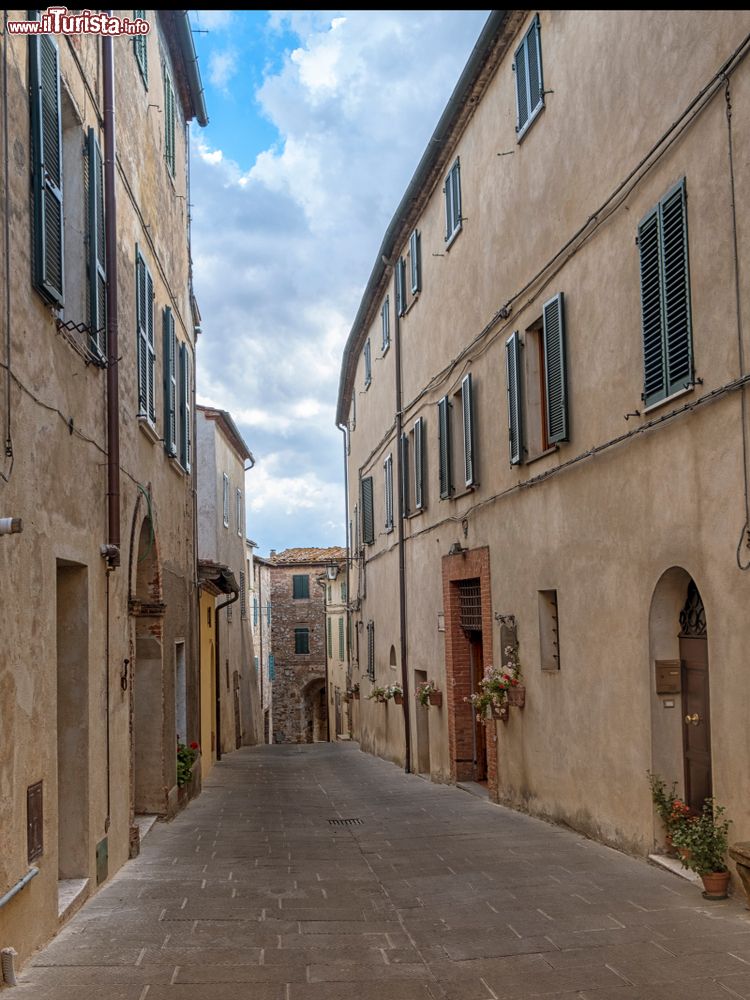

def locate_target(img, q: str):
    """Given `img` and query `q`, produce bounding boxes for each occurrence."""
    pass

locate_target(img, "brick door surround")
[442,546,498,800]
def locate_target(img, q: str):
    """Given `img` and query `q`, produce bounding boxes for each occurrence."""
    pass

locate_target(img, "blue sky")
[188,10,489,556]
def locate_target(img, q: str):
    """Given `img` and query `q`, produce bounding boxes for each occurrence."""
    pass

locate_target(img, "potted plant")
[671,798,732,899]
[466,662,520,722]
[416,679,441,708]
[367,685,387,703]
[351,683,360,700]
[386,683,404,705]
[646,771,689,852]
[504,642,525,708]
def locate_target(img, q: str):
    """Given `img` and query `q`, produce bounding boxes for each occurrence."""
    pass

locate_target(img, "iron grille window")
[458,579,482,631]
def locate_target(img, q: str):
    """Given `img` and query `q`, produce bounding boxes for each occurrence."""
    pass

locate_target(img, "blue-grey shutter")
[384,455,393,531]
[87,128,106,356]
[396,258,406,316]
[438,395,452,498]
[527,16,543,118]
[543,293,568,444]
[414,417,424,510]
[361,476,375,544]
[162,307,177,456]
[513,37,529,134]
[400,432,410,517]
[462,373,476,486]
[253,596,258,627]
[179,342,192,471]
[638,207,664,406]
[410,230,421,294]
[30,35,64,306]
[364,339,372,387]
[381,298,390,350]
[662,181,692,397]
[506,332,524,465]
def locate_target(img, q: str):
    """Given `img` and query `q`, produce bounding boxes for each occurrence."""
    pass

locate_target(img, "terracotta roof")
[268,546,347,566]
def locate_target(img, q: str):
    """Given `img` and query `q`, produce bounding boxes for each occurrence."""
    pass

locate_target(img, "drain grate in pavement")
[328,817,363,826]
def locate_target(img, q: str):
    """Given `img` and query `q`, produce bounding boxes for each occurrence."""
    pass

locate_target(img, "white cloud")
[194,9,234,32]
[209,48,238,90]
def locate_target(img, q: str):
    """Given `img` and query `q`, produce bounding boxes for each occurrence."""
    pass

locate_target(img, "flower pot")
[507,685,526,708]
[393,693,403,705]
[701,871,730,900]
[485,703,508,722]
[428,690,442,708]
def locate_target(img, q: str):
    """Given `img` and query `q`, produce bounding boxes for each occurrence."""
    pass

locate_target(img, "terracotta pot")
[393,693,403,705]
[428,690,442,708]
[507,685,526,708]
[701,870,730,900]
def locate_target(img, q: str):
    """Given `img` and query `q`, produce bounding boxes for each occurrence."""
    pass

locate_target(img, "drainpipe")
[337,423,351,691]
[214,589,239,761]
[393,277,411,774]
[102,32,120,569]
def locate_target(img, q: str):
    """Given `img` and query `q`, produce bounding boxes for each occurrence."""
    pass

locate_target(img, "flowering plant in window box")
[466,645,522,722]
[385,683,403,704]
[416,679,441,707]
[367,685,388,703]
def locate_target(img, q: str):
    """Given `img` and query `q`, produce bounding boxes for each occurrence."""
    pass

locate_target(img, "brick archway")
[442,546,497,801]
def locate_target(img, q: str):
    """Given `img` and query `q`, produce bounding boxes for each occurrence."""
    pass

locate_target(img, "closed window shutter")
[462,373,476,486]
[506,332,524,465]
[384,454,393,531]
[410,230,421,294]
[543,292,569,444]
[268,653,275,680]
[338,617,345,659]
[400,432,409,517]
[514,16,544,136]
[240,571,246,618]
[396,258,406,316]
[136,249,155,420]
[30,35,64,306]
[526,17,543,117]
[133,10,148,83]
[146,267,156,421]
[179,342,192,471]
[162,308,177,456]
[367,621,375,680]
[638,208,664,406]
[237,489,243,536]
[253,596,258,627]
[164,67,175,175]
[513,40,529,132]
[327,618,332,659]
[267,602,271,626]
[381,298,390,350]
[662,182,692,395]
[87,128,106,356]
[364,339,372,386]
[414,417,424,510]
[223,473,229,527]
[438,396,452,499]
[361,476,375,544]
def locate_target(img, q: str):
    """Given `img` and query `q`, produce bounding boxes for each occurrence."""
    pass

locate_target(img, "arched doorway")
[649,569,712,829]
[301,677,327,743]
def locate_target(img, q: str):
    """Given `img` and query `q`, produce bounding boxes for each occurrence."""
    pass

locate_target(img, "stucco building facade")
[337,10,750,863]
[250,548,274,743]
[0,9,207,966]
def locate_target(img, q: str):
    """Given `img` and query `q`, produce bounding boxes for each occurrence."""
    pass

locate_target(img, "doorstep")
[57,878,90,921]
[134,814,158,843]
[457,781,491,802]
[648,853,701,883]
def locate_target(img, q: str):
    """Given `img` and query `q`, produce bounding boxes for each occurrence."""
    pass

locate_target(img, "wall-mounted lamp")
[326,562,340,581]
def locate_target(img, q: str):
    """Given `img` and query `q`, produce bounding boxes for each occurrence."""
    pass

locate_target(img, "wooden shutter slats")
[438,396,452,498]
[506,332,523,465]
[361,476,374,544]
[414,417,424,510]
[31,35,64,305]
[543,292,568,444]
[462,373,476,487]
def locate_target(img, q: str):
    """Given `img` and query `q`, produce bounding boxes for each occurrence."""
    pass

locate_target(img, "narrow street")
[18,743,750,1000]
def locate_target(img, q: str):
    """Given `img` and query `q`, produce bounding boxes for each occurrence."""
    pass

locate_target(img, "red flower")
[190,741,200,750]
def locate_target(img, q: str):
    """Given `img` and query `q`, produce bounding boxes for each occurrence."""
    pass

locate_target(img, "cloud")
[208,48,238,90]
[191,11,490,553]
[194,9,234,32]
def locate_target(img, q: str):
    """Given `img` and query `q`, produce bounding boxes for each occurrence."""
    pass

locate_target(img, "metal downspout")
[337,423,351,717]
[103,33,120,566]
[393,282,411,774]
[214,589,239,761]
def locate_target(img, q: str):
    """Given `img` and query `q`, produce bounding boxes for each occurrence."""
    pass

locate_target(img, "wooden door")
[679,582,711,812]
[469,633,487,782]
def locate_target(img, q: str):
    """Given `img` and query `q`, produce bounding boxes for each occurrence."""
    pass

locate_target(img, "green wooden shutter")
[30,35,64,306]
[162,308,177,455]
[410,230,421,294]
[327,618,332,659]
[638,206,664,406]
[438,396,452,498]
[364,339,372,387]
[513,38,529,133]
[662,181,692,396]
[179,342,192,471]
[543,292,568,444]
[268,653,275,680]
[527,17,543,117]
[164,66,175,175]
[506,332,524,465]
[384,454,393,531]
[338,616,345,660]
[414,417,424,510]
[133,10,148,84]
[136,249,148,416]
[396,258,406,316]
[361,476,374,544]
[145,266,156,421]
[400,432,410,517]
[87,128,106,356]
[461,373,476,486]
[367,621,375,680]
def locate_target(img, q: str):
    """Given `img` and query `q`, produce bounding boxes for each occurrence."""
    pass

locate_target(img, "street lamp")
[325,562,339,581]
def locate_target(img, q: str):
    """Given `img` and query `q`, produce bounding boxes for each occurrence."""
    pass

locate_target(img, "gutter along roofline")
[335,10,521,427]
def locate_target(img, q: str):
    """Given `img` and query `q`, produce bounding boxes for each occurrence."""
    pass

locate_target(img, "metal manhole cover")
[328,818,363,826]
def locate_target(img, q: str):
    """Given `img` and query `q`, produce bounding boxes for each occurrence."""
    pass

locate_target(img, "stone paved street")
[16,743,750,1000]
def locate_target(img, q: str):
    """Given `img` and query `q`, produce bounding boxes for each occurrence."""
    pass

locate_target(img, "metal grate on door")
[458,579,482,631]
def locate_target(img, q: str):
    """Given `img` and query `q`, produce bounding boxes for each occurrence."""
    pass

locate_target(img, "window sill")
[441,485,477,501]
[643,384,694,415]
[516,100,545,144]
[405,508,424,520]
[445,224,462,252]
[137,415,160,445]
[167,454,187,477]
[524,444,559,466]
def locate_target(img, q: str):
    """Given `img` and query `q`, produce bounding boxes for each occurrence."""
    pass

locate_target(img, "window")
[395,258,406,317]
[87,128,106,357]
[30,34,64,307]
[341,580,347,602]
[163,63,176,176]
[438,396,452,499]
[179,342,192,471]
[384,454,393,532]
[381,297,390,352]
[133,10,148,84]
[366,620,375,680]
[292,574,310,599]
[364,338,372,387]
[222,473,229,527]
[295,627,310,654]
[461,373,476,488]
[638,180,693,408]
[338,616,345,661]
[409,229,421,295]
[506,292,568,465]
[514,14,544,140]
[268,653,275,680]
[539,589,560,671]
[438,376,475,498]
[413,416,425,511]
[361,476,375,545]
[444,158,462,244]
[327,618,332,659]
[162,307,177,456]
[240,570,246,618]
[253,595,258,627]
[136,248,156,424]
[400,432,410,517]
[236,489,243,537]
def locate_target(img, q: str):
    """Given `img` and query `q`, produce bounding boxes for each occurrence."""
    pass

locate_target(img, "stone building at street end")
[0,10,207,968]
[336,9,750,867]
[196,406,261,773]
[268,547,346,743]
[249,547,274,743]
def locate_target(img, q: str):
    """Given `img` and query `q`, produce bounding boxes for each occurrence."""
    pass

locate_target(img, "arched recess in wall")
[127,483,162,607]
[648,567,712,845]
[301,675,327,744]
[389,645,397,670]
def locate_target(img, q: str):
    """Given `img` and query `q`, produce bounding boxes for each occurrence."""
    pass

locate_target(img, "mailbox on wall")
[655,659,682,695]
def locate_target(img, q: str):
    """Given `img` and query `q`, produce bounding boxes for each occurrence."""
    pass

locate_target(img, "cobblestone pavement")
[17,742,750,1000]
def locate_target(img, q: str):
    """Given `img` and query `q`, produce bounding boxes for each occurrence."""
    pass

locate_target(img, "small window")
[444,158,462,244]
[364,338,372,388]
[236,489,243,536]
[438,376,474,498]
[207,605,212,627]
[514,15,544,140]
[539,589,560,671]
[327,584,332,603]
[133,10,148,85]
[366,620,375,680]
[292,574,310,599]
[384,453,393,532]
[409,229,421,295]
[222,473,230,528]
[163,62,176,176]
[295,627,310,655]
[381,297,390,352]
